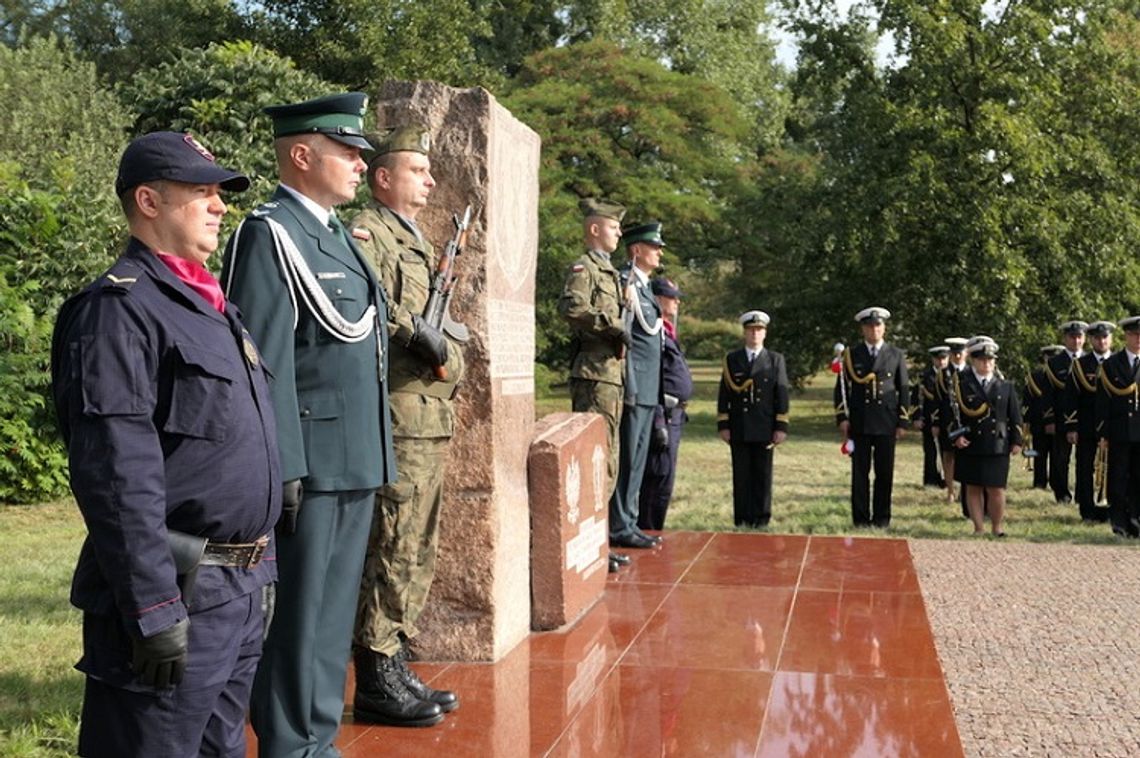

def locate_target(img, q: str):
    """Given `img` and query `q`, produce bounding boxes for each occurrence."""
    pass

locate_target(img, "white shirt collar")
[1096,351,1110,362]
[865,341,884,352]
[1128,349,1140,363]
[631,265,650,286]
[279,183,332,227]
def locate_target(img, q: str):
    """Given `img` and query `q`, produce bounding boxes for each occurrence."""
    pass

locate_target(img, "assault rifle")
[423,205,472,380]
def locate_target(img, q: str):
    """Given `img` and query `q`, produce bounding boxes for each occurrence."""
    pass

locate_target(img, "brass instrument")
[1094,443,1108,504]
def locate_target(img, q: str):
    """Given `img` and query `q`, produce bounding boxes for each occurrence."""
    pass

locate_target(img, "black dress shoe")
[608,557,620,573]
[637,531,663,545]
[610,533,655,549]
[609,552,631,565]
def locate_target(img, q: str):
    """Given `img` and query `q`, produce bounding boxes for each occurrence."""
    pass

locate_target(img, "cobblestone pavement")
[910,540,1140,758]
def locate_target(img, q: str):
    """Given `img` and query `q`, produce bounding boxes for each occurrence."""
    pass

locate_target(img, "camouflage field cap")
[364,125,432,162]
[579,198,626,221]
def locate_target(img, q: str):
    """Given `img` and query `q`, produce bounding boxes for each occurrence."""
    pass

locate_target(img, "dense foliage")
[1,1,1138,501]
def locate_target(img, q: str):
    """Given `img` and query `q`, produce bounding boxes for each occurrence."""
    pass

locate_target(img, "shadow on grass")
[0,671,81,758]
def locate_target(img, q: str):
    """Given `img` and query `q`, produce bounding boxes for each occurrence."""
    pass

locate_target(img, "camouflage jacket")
[557,249,625,385]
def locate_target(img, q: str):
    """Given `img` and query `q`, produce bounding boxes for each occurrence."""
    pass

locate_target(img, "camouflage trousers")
[354,436,448,656]
[570,378,623,499]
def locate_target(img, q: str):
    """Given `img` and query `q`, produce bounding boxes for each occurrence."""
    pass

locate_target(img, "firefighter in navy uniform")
[1064,321,1114,523]
[1024,345,1064,490]
[717,310,790,527]
[915,346,950,488]
[1095,316,1140,538]
[835,307,909,527]
[51,132,280,758]
[1042,320,1088,503]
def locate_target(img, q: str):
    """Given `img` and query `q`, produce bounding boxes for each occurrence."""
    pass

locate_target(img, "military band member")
[558,198,633,572]
[1023,345,1064,490]
[221,93,397,756]
[638,277,693,531]
[951,339,1023,536]
[717,311,790,527]
[1095,316,1140,538]
[915,346,950,488]
[1064,320,1113,523]
[933,337,970,500]
[608,221,666,549]
[1042,320,1088,503]
[835,307,908,527]
[349,126,464,726]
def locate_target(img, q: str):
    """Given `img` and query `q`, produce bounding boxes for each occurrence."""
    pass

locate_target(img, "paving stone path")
[910,540,1140,758]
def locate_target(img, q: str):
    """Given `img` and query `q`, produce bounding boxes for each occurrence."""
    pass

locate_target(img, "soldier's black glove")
[280,479,303,535]
[131,618,189,688]
[408,315,449,367]
[651,425,669,451]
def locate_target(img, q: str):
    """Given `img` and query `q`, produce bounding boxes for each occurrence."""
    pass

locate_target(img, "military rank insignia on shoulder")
[251,201,279,217]
[101,264,140,292]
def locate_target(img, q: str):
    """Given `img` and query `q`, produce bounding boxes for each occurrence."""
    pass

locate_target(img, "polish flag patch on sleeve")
[571,263,585,272]
[351,227,371,241]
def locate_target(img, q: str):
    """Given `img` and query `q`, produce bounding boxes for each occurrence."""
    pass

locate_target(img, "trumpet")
[1094,443,1108,504]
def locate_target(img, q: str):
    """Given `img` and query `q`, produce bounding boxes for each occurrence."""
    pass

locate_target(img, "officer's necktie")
[869,347,878,359]
[328,214,350,245]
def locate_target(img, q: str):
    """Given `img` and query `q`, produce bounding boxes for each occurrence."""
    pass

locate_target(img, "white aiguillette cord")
[624,281,662,336]
[227,217,378,345]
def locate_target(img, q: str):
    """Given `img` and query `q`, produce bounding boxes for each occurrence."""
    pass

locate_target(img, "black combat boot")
[394,647,459,713]
[352,647,444,727]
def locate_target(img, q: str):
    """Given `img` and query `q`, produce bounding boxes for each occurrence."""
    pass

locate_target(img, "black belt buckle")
[246,536,269,569]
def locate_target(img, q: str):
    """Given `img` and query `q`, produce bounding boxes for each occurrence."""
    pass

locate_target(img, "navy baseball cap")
[651,277,682,298]
[116,132,250,197]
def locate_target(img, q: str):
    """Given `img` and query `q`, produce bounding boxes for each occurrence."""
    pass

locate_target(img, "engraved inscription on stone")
[591,444,606,513]
[488,298,535,393]
[488,109,538,293]
[565,515,606,574]
[566,456,581,525]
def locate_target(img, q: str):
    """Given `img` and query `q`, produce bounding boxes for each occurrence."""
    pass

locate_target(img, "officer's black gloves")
[651,425,669,451]
[408,315,449,367]
[132,617,189,688]
[281,479,303,535]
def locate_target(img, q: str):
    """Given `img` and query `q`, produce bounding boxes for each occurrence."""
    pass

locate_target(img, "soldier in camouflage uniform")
[348,126,465,727]
[558,198,632,572]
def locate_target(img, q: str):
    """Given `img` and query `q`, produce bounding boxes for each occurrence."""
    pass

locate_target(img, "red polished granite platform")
[248,532,963,757]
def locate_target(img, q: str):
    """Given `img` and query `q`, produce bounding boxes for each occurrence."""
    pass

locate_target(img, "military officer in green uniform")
[348,125,464,727]
[558,199,632,572]
[221,92,398,757]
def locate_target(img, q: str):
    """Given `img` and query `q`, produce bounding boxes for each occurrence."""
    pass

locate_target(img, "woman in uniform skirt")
[951,339,1023,536]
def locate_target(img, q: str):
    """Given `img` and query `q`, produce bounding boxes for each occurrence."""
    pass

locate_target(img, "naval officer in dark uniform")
[915,346,950,488]
[835,307,909,527]
[222,93,398,756]
[1042,320,1087,503]
[1095,316,1140,538]
[950,339,1023,536]
[638,277,693,531]
[717,310,790,527]
[52,132,280,757]
[1065,320,1114,523]
[1023,345,1064,490]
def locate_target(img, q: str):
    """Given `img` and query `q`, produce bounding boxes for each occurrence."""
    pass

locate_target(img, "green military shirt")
[349,201,464,439]
[558,249,625,386]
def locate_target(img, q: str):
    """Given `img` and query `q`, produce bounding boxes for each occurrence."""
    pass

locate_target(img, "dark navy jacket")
[718,347,790,443]
[952,369,1023,456]
[51,239,281,647]
[834,343,909,435]
[1095,350,1140,442]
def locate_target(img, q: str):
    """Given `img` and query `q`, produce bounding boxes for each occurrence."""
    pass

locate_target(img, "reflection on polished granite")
[246,533,963,757]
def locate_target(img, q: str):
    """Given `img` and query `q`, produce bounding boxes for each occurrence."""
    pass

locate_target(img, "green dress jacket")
[221,186,396,492]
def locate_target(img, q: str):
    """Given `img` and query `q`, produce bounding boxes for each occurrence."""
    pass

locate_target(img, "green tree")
[760,0,1140,381]
[0,36,134,501]
[503,39,751,367]
[249,0,495,90]
[117,40,336,227]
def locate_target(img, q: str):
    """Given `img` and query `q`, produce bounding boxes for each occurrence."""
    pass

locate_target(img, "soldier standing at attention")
[608,221,667,550]
[638,277,694,531]
[1065,320,1114,523]
[1095,316,1140,538]
[558,199,633,572]
[835,307,909,528]
[52,133,279,757]
[717,310,790,527]
[1042,320,1088,504]
[221,93,397,756]
[1024,345,1064,490]
[346,125,464,726]
[933,337,970,501]
[915,346,950,488]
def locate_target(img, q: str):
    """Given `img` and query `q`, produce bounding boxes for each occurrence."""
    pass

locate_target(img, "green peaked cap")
[264,92,372,150]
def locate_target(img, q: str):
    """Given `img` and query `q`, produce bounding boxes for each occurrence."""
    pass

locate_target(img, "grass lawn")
[3,363,1122,755]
